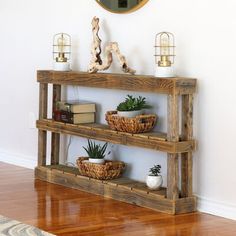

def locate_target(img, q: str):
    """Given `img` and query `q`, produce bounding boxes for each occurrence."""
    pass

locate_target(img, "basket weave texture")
[76,157,125,180]
[105,111,157,134]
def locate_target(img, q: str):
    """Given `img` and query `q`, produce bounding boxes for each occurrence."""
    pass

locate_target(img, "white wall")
[1,0,236,220]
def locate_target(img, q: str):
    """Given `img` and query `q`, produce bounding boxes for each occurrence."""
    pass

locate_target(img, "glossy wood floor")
[0,162,236,236]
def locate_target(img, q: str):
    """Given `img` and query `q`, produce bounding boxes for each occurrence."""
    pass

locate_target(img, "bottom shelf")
[35,165,196,215]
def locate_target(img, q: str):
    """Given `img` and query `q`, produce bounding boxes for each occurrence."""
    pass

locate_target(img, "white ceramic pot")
[89,158,105,164]
[155,66,175,78]
[53,61,71,71]
[146,175,163,190]
[117,110,143,118]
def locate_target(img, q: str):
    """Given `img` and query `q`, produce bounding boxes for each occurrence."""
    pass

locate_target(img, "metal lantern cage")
[154,32,175,67]
[53,33,71,63]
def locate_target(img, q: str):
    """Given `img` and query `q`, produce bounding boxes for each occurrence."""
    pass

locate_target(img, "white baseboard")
[197,195,236,221]
[0,149,37,169]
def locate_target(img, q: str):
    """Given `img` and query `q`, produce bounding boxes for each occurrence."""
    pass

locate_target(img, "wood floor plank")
[0,162,236,236]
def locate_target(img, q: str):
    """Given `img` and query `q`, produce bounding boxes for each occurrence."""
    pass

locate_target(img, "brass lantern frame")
[53,33,71,63]
[154,32,175,67]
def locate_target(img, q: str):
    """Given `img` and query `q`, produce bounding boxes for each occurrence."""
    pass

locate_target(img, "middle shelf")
[37,119,195,153]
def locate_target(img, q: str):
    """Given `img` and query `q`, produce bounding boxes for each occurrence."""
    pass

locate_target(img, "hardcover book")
[57,100,96,113]
[54,110,95,124]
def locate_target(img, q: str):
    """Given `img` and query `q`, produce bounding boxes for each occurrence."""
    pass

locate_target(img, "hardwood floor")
[0,162,236,236]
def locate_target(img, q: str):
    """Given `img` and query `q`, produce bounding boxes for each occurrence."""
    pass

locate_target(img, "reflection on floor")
[0,162,236,236]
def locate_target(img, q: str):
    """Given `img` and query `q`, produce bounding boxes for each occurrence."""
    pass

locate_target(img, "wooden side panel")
[51,85,61,165]
[181,94,194,197]
[38,83,48,166]
[167,94,179,200]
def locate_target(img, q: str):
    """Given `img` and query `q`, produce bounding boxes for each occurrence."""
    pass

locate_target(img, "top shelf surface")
[37,70,197,95]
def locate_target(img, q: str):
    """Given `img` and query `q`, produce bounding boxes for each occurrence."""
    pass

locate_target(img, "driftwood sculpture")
[88,17,136,75]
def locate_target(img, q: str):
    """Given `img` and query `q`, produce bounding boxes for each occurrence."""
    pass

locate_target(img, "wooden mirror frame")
[95,0,149,14]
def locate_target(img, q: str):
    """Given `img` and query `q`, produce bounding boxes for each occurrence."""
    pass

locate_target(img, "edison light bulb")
[58,35,65,53]
[159,35,171,67]
[160,36,169,56]
[56,34,67,62]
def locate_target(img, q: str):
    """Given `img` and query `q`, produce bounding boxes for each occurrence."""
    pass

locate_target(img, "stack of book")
[53,100,96,124]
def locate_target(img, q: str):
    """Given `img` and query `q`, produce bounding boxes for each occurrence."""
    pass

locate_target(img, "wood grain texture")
[51,84,61,165]
[181,94,194,197]
[2,162,236,236]
[38,83,48,166]
[36,70,197,216]
[37,70,197,95]
[36,119,195,154]
[34,165,197,215]
[167,94,180,200]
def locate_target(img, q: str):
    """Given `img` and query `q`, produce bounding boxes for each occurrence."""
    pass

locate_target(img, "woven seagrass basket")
[76,157,125,180]
[105,111,157,134]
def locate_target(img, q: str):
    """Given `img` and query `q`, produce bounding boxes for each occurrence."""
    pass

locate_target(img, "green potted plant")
[83,139,110,164]
[146,164,163,190]
[116,95,152,118]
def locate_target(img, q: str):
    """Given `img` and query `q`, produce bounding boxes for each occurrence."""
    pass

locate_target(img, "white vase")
[146,175,163,190]
[117,110,143,118]
[89,158,105,164]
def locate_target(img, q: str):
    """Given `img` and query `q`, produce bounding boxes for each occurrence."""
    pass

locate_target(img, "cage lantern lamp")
[154,32,175,78]
[53,33,71,71]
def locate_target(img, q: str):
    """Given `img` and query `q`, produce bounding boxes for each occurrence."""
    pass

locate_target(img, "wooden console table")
[35,70,197,214]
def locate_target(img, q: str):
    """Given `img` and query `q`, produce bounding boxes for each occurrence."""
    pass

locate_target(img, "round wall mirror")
[96,0,149,14]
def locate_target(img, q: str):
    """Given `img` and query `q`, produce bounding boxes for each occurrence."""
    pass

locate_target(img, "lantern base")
[155,66,175,78]
[53,62,71,71]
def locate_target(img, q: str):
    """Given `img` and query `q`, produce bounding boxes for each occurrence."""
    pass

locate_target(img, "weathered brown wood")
[38,83,48,166]
[181,94,194,197]
[103,182,173,214]
[167,154,179,200]
[37,70,197,95]
[35,166,172,214]
[35,165,196,215]
[36,119,194,154]
[51,84,61,165]
[174,196,196,214]
[167,94,179,200]
[36,70,197,215]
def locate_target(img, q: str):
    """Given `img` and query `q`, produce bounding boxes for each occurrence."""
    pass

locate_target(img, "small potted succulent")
[116,95,152,118]
[146,164,163,190]
[83,139,110,164]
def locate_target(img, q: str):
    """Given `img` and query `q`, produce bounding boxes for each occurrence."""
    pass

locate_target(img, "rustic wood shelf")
[35,70,197,215]
[37,70,197,95]
[35,165,196,214]
[37,119,195,154]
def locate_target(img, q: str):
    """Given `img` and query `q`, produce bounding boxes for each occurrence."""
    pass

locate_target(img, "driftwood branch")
[88,16,136,75]
[91,16,102,66]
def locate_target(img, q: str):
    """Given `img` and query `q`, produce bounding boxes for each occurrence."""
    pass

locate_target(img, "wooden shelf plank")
[35,165,196,214]
[45,165,165,198]
[36,119,195,153]
[37,70,197,95]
